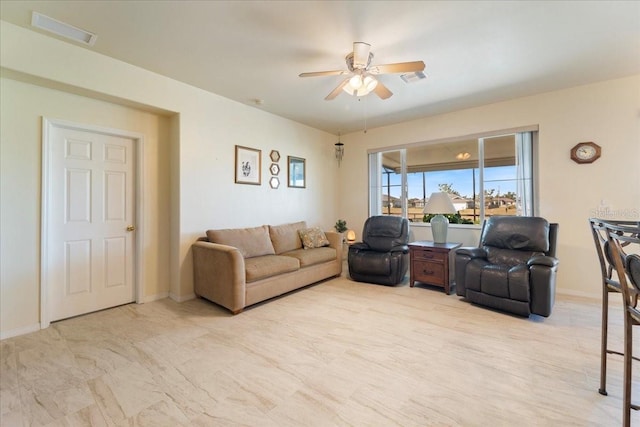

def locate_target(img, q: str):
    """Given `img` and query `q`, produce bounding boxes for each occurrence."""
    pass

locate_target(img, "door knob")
[126,225,136,232]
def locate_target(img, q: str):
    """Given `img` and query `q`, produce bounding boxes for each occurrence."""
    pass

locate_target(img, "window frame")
[368,127,539,227]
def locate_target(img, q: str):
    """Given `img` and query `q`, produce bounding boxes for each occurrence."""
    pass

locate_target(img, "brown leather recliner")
[454,216,559,317]
[348,216,410,286]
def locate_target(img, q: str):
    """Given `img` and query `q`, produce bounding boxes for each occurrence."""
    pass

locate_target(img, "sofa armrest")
[527,255,559,268]
[192,241,246,313]
[390,244,409,254]
[456,247,487,259]
[454,247,486,297]
[324,231,343,261]
[348,242,369,251]
[529,258,559,317]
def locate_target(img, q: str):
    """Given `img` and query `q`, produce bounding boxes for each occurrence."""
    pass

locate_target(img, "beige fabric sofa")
[192,221,342,314]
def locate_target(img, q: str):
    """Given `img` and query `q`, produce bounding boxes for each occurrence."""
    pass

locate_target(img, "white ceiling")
[1,1,639,134]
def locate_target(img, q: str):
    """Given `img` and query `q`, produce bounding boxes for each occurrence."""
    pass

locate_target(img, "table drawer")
[413,260,445,285]
[413,249,447,262]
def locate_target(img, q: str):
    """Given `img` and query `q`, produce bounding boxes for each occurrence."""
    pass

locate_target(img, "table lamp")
[346,229,356,242]
[423,192,457,243]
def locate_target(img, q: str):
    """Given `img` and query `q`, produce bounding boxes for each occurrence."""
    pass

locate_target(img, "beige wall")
[0,78,173,335]
[0,21,339,338]
[1,19,638,337]
[338,75,640,297]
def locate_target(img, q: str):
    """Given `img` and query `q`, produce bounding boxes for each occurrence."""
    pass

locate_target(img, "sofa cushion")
[282,247,337,267]
[298,227,330,249]
[244,255,300,283]
[269,221,306,254]
[207,225,275,259]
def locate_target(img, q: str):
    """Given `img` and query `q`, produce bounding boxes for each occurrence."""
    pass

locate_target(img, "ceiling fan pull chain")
[362,96,368,133]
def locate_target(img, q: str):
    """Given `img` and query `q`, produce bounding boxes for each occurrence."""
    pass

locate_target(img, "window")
[369,131,536,224]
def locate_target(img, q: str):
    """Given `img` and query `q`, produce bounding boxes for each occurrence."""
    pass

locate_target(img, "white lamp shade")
[363,75,378,91]
[346,230,356,241]
[423,192,456,214]
[349,75,363,89]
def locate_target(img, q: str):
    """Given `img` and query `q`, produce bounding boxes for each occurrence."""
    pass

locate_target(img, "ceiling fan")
[299,42,425,100]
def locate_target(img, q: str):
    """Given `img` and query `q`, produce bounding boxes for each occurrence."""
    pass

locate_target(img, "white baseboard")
[169,292,196,303]
[141,292,169,303]
[1,323,41,340]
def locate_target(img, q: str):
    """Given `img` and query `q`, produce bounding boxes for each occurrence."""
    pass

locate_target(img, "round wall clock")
[570,141,601,164]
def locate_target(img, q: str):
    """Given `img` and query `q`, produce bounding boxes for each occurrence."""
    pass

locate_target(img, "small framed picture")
[288,156,306,188]
[235,145,261,185]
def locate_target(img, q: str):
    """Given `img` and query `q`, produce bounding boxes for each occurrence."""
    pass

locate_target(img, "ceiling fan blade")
[373,81,393,100]
[299,70,349,78]
[369,61,425,75]
[325,78,349,100]
[353,42,371,68]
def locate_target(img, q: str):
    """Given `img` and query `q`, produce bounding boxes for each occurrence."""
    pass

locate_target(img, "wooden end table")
[408,241,462,294]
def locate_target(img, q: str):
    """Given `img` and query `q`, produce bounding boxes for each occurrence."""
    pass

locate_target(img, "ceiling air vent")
[400,71,427,84]
[31,11,97,46]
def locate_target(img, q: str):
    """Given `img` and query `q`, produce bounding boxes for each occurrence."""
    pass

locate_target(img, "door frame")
[40,118,145,329]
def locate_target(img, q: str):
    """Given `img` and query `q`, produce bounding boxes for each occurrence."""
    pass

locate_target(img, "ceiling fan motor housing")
[345,52,374,72]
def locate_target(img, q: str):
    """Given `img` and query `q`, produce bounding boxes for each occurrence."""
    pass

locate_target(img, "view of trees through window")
[375,133,533,224]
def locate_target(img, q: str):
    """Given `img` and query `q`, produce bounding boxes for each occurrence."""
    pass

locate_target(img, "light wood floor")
[2,274,639,426]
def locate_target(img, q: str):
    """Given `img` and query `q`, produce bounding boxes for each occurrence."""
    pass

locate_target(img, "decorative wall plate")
[270,150,280,162]
[270,163,280,175]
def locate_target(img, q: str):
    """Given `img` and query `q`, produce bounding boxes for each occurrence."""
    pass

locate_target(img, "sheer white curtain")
[515,132,534,216]
[368,152,382,216]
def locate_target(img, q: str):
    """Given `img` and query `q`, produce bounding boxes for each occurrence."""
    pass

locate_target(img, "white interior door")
[45,123,137,322]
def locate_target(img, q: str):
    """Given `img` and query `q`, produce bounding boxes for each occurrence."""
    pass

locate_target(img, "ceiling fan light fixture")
[356,87,371,96]
[349,75,363,89]
[363,75,378,91]
[342,85,355,95]
[343,74,377,97]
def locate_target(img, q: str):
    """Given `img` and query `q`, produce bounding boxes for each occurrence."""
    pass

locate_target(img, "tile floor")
[1,275,638,426]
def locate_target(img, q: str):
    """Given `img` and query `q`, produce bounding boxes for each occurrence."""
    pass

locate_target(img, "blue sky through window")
[385,165,517,200]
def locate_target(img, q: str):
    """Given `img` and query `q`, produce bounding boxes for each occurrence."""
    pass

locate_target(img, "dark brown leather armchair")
[348,216,410,286]
[454,216,559,317]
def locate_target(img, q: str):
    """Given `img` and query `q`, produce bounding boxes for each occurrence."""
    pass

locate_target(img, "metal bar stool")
[589,218,640,396]
[606,222,640,427]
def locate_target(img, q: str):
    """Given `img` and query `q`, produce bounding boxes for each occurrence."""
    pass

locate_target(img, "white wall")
[338,75,640,297]
[0,21,339,338]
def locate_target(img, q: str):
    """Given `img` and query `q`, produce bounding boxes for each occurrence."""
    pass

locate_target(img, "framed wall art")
[269,176,280,189]
[235,145,261,185]
[288,156,306,188]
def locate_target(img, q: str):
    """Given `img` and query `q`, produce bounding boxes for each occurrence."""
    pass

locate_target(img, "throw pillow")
[298,227,330,249]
